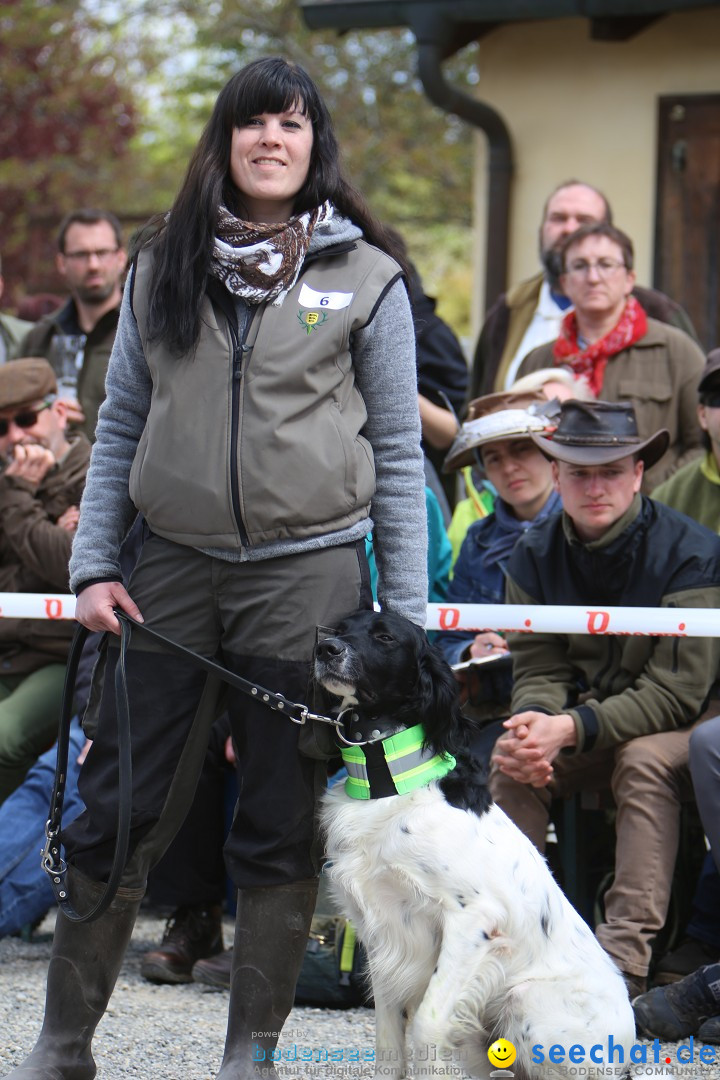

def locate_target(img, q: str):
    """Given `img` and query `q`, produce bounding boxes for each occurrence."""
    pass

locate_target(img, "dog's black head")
[313,609,465,758]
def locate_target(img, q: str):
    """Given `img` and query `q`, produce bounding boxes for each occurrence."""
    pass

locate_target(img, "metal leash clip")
[41,820,67,880]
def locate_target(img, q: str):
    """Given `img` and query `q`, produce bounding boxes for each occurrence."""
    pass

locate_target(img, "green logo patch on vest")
[298,309,329,334]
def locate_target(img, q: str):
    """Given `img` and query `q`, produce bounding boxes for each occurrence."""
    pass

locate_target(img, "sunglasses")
[0,401,52,437]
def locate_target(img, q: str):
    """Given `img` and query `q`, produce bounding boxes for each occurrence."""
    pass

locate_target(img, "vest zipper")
[229,308,255,548]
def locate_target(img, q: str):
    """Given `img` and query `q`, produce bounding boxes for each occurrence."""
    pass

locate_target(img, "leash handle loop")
[43,617,134,922]
[43,609,342,921]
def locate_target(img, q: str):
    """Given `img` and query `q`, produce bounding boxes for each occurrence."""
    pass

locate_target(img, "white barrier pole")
[0,593,76,620]
[425,602,720,637]
[1,593,720,637]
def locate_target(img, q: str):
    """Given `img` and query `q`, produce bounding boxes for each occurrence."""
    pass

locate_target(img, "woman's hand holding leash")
[75,581,144,634]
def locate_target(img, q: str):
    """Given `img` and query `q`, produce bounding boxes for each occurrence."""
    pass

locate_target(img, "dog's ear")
[415,641,465,756]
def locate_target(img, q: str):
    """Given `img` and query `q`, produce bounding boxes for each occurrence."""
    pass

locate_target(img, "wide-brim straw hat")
[530,399,669,467]
[443,390,560,473]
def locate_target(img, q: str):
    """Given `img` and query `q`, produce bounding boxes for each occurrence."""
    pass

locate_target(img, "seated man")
[0,357,90,802]
[491,399,720,998]
[516,222,705,490]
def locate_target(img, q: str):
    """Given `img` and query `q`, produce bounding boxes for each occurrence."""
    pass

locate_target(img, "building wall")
[471,9,720,339]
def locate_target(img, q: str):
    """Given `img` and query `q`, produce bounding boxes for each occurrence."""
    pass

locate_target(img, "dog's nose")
[316,638,345,660]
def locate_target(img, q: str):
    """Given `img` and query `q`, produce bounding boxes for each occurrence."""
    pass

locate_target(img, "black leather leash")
[42,610,338,922]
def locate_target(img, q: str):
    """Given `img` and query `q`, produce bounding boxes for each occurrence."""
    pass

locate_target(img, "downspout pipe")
[414,36,513,315]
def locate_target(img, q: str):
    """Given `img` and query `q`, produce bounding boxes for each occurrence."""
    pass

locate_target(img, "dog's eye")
[374,632,395,644]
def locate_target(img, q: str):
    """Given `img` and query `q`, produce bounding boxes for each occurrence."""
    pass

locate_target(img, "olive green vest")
[130,240,402,549]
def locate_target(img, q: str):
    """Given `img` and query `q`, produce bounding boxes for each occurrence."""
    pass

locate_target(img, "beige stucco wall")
[471,10,720,339]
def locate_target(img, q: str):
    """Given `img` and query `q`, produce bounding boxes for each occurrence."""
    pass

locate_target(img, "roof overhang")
[299,0,720,44]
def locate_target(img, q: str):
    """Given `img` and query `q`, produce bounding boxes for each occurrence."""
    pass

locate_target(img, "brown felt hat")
[442,390,559,473]
[530,399,669,468]
[0,357,57,411]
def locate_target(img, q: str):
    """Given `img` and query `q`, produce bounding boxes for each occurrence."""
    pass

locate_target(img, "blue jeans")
[0,722,86,937]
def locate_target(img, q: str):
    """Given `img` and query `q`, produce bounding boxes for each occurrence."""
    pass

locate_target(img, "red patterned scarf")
[553,295,648,397]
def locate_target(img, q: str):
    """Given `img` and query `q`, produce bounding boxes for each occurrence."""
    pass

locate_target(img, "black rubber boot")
[215,879,318,1080]
[633,963,720,1040]
[3,869,144,1079]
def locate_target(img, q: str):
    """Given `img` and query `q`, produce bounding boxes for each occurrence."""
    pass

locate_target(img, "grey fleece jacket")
[69,213,429,625]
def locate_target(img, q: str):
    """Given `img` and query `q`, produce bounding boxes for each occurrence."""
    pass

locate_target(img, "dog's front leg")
[373,986,408,1080]
[412,909,504,1075]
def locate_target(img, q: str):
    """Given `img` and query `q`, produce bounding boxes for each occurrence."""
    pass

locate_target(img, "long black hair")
[145,57,406,355]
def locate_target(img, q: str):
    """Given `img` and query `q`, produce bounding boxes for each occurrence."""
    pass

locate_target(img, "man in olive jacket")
[20,209,126,440]
[491,400,720,999]
[0,358,90,803]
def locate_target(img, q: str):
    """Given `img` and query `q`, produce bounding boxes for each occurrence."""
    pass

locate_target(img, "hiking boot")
[698,1016,720,1045]
[633,963,720,1040]
[193,948,233,990]
[653,936,719,986]
[141,904,223,984]
[622,972,647,1001]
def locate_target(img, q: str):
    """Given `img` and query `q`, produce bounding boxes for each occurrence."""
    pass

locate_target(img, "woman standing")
[7,58,427,1080]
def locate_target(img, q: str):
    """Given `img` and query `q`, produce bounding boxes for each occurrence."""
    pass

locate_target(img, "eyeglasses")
[565,258,627,279]
[0,401,52,437]
[62,249,120,263]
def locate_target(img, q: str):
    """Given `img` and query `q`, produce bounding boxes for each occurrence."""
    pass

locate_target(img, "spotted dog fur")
[315,610,635,1080]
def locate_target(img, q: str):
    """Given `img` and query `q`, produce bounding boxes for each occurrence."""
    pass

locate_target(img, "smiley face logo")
[488,1039,517,1069]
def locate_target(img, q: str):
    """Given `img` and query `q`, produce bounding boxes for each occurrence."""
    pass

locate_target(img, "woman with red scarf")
[516,221,704,489]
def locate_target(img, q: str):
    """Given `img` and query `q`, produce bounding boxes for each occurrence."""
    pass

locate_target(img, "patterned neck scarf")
[210,201,334,306]
[553,295,648,397]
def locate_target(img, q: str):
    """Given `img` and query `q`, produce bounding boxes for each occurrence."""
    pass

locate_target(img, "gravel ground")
[2,909,719,1080]
[0,909,376,1080]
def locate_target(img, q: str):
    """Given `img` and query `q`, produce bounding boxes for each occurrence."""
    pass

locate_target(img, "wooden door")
[655,95,720,351]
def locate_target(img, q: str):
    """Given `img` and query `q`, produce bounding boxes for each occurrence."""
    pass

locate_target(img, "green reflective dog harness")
[340,723,456,800]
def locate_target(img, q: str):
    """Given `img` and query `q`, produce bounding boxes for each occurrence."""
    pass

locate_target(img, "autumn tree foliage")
[0,0,137,304]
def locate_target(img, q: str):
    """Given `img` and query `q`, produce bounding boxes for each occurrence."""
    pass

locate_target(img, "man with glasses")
[515,222,705,489]
[21,209,127,439]
[0,357,90,803]
[469,180,696,398]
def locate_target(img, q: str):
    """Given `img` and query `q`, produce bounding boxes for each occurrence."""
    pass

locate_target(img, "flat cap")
[698,348,720,395]
[0,357,57,411]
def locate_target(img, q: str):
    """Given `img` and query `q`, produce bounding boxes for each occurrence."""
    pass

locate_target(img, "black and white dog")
[315,610,634,1080]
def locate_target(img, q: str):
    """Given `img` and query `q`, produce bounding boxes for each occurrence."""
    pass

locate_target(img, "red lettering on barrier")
[587,610,610,635]
[438,607,460,631]
[45,598,63,620]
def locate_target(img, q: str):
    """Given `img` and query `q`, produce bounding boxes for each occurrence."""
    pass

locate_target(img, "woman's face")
[230,105,314,223]
[559,235,636,327]
[480,437,554,521]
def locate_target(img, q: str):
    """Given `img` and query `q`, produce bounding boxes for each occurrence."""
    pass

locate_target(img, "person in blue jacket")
[436,389,560,748]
